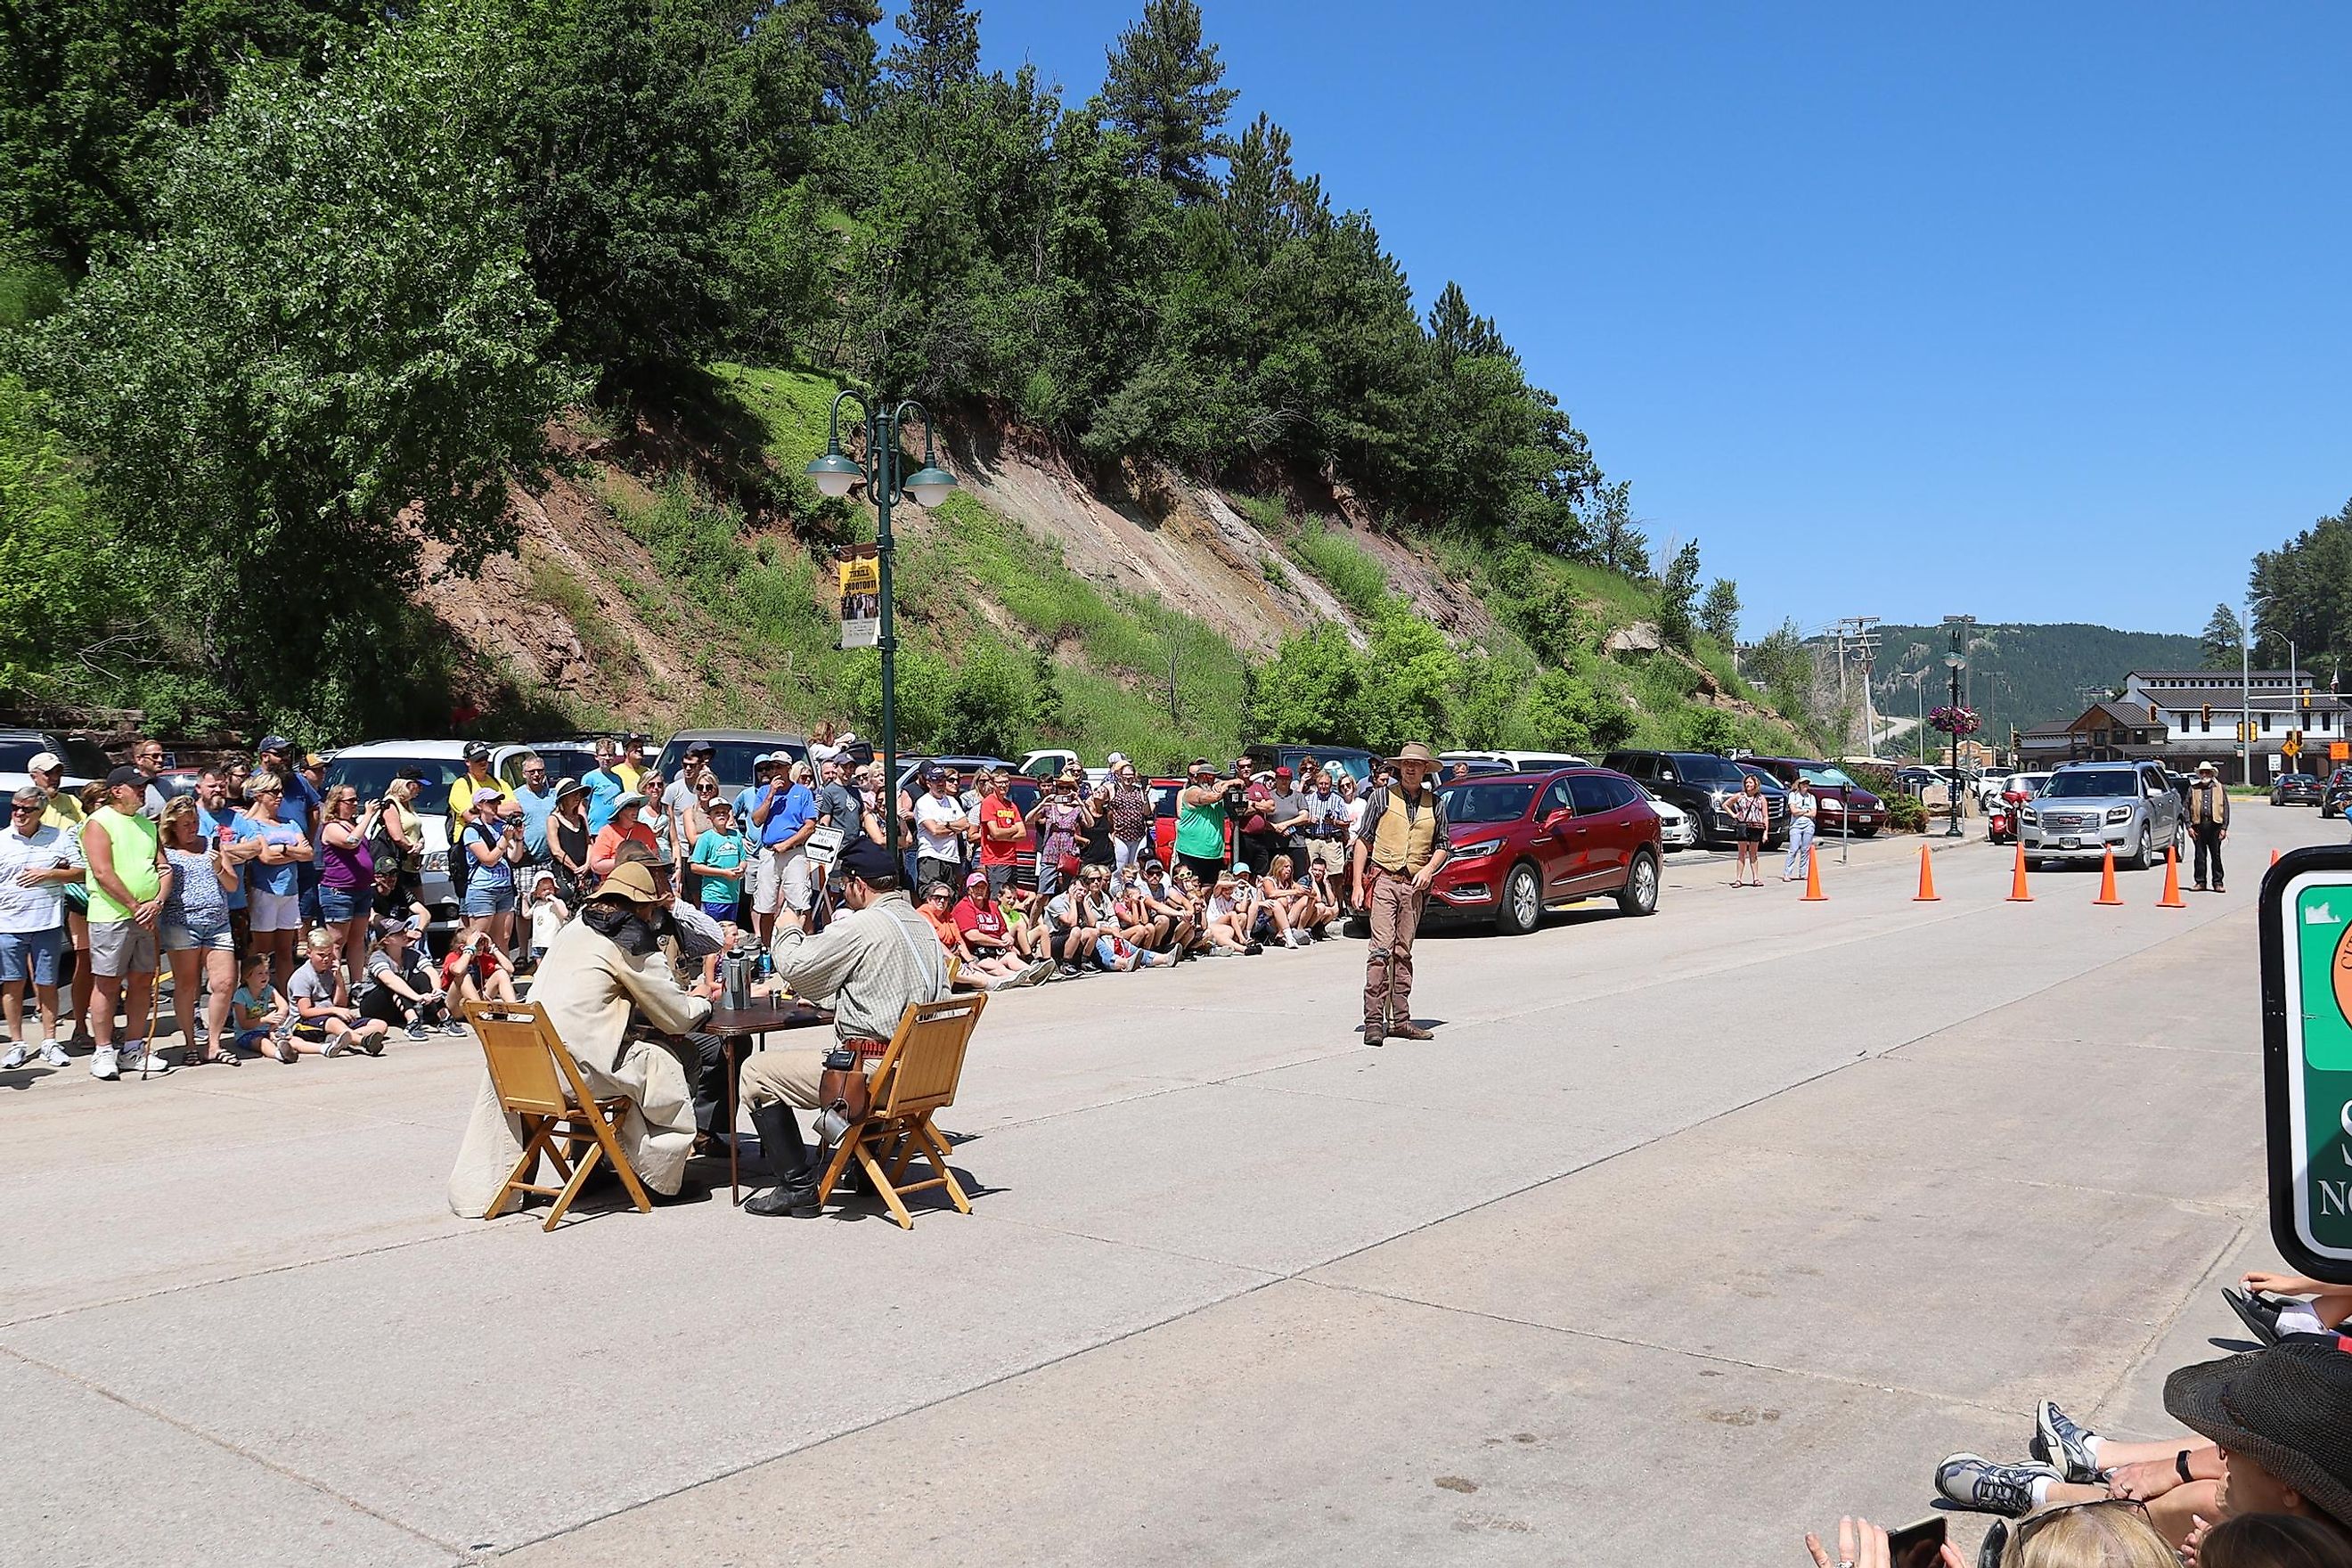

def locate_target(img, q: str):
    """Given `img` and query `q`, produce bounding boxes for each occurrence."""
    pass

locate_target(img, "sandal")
[203,1050,242,1066]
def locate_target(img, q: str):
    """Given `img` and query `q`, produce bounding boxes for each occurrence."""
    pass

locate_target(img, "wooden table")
[710,999,832,1205]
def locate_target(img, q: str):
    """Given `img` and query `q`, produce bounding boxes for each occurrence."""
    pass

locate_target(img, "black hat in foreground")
[2165,1337,2352,1525]
[837,839,900,887]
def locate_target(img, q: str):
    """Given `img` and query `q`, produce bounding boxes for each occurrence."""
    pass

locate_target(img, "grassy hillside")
[455,363,1817,769]
[1870,622,2202,739]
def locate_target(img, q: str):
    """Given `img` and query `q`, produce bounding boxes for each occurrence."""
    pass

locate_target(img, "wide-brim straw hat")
[1389,742,1440,767]
[2164,1339,2352,1526]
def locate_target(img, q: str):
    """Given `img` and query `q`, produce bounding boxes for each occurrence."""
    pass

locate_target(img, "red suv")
[1740,756,1886,837]
[1427,768,1662,935]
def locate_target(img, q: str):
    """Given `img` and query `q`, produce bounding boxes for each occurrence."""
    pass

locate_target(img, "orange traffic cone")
[2272,847,2283,867]
[1801,845,1827,901]
[2007,841,2034,902]
[2157,846,2186,908]
[2094,847,2124,906]
[1914,844,1940,902]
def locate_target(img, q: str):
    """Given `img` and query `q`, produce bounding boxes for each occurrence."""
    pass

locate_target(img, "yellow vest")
[1369,788,1441,873]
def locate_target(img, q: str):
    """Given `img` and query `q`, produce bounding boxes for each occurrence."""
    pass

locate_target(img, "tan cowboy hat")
[597,862,662,904]
[2197,760,2218,774]
[1389,742,1440,767]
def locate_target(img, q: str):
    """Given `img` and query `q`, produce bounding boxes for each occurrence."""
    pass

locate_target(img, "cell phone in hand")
[1886,1517,1947,1568]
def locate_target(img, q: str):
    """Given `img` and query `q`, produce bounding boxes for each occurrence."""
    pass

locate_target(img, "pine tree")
[1427,282,1507,368]
[1100,0,1237,200]
[1658,542,1703,650]
[1699,578,1741,645]
[883,0,980,106]
[2201,602,2243,669]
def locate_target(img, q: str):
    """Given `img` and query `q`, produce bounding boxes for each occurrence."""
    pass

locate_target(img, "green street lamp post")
[806,393,956,864]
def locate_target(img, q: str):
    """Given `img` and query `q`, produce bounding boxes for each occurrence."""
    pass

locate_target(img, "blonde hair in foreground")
[2005,1501,2179,1568]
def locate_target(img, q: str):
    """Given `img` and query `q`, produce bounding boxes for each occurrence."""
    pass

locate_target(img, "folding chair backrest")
[469,1000,573,1117]
[871,994,984,1119]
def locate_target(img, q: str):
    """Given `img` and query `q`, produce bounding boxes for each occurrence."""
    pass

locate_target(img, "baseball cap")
[924,765,949,781]
[686,739,716,757]
[1107,752,1128,769]
[104,764,146,789]
[1275,766,1293,780]
[463,742,492,762]
[26,751,61,774]
[256,735,292,755]
[837,838,899,886]
[965,870,988,887]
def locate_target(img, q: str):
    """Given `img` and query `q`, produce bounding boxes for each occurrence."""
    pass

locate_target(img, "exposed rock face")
[1605,621,1662,655]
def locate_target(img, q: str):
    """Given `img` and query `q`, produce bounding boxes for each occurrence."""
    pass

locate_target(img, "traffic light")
[2201,701,2213,726]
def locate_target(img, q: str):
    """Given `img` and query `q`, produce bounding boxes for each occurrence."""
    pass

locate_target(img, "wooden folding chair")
[466,1000,653,1231]
[816,993,986,1229]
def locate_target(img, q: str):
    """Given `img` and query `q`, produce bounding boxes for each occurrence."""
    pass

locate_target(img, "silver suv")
[2019,760,2184,870]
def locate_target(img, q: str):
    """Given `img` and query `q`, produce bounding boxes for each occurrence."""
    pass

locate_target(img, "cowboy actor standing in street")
[1350,742,1451,1046]
[2185,759,2230,893]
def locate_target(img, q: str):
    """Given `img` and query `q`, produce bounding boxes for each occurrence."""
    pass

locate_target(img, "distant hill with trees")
[1868,623,2201,742]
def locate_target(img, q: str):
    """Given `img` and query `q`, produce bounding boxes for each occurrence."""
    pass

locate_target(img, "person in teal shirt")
[582,736,626,836]
[1173,757,1234,884]
[688,799,749,923]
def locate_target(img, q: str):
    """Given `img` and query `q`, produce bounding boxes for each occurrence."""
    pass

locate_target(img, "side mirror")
[1543,809,1574,834]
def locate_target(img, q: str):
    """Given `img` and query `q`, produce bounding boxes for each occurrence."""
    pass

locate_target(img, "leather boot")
[744,1102,821,1218]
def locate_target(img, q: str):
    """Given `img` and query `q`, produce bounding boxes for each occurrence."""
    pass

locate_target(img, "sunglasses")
[255,787,284,797]
[10,804,41,814]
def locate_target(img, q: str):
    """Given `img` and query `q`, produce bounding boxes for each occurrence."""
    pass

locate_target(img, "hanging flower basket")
[1929,705,1980,736]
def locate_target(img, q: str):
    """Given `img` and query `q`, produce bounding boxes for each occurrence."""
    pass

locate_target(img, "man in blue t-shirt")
[748,759,819,941]
[510,752,559,864]
[581,736,626,836]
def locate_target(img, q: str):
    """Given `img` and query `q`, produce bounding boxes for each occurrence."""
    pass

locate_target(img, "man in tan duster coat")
[447,862,712,1217]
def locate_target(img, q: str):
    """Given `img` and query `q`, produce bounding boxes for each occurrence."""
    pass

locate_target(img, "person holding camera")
[1025,768,1091,899]
[1174,758,1235,884]
[457,786,525,960]
[736,839,951,1218]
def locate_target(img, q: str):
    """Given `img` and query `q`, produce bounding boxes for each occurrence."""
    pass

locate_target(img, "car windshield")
[1799,765,1857,788]
[1439,780,1539,823]
[513,747,598,787]
[1676,755,1747,786]
[2042,769,2140,799]
[663,739,805,794]
[325,756,469,814]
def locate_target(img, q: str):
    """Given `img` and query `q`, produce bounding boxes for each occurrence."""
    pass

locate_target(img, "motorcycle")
[1986,786,2030,845]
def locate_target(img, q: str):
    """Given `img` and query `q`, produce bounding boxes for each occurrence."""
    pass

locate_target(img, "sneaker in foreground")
[406,1022,431,1041]
[2031,1400,2102,1483]
[38,1040,69,1067]
[1935,1453,2056,1517]
[442,1019,470,1036]
[89,1045,120,1081]
[118,1043,174,1076]
[2221,1286,2283,1347]
[0,1041,28,1071]
[322,1033,353,1058]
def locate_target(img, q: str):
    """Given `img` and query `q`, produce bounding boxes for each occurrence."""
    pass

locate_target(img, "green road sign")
[2260,847,2352,1283]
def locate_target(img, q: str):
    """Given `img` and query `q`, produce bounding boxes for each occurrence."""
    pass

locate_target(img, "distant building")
[2018,670,2344,783]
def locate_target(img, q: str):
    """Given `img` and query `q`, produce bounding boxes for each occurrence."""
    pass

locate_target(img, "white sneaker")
[0,1041,28,1070]
[118,1043,173,1076]
[38,1040,69,1067]
[90,1045,120,1081]
[1285,930,1307,949]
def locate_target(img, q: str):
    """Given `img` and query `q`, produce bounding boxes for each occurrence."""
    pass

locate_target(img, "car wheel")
[1616,851,1660,917]
[1496,862,1542,935]
[2127,824,2152,871]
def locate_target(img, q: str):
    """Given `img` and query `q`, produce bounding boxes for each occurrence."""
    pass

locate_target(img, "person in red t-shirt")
[922,878,1035,988]
[951,870,1050,987]
[442,929,518,1007]
[976,769,1030,900]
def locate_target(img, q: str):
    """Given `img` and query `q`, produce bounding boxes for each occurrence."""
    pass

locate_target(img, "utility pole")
[1852,616,1880,755]
[2242,596,2253,784]
[1833,620,1850,751]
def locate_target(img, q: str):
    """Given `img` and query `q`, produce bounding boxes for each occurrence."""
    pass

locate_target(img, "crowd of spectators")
[0,729,1408,1078]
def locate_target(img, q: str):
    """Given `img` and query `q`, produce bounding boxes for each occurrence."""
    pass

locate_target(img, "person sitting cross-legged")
[285,927,391,1058]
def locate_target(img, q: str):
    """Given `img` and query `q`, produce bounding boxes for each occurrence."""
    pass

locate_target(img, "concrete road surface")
[1,804,2328,1565]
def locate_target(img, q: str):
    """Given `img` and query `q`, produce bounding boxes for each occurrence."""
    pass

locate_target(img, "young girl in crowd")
[443,929,519,1008]
[229,951,298,1063]
[522,869,568,968]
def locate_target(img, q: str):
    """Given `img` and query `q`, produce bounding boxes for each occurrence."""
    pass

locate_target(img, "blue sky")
[946,1,2350,640]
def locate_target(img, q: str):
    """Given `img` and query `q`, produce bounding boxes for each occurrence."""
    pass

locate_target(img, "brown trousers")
[1362,869,1425,1030]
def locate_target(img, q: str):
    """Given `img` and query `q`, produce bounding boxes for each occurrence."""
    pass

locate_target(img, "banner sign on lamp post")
[2260,846,2352,1284]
